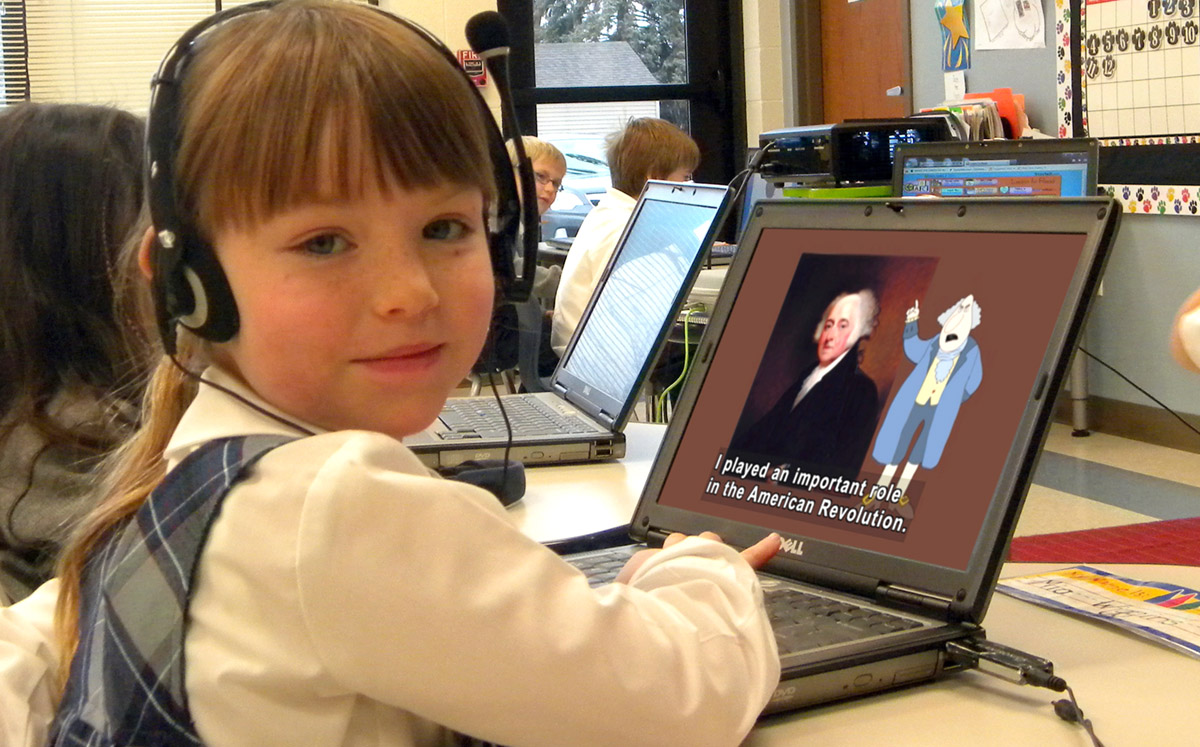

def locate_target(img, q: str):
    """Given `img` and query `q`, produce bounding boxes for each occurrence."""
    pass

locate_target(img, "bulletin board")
[1057,0,1200,215]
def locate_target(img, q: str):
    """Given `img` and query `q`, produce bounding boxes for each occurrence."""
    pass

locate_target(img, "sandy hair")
[178,0,495,237]
[605,117,699,197]
[55,0,498,688]
[507,136,566,172]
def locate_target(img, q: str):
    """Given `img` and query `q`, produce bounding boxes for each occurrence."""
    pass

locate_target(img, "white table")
[509,422,666,544]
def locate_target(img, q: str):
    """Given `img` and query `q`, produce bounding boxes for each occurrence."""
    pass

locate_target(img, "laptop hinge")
[645,528,672,547]
[596,410,617,428]
[877,584,954,616]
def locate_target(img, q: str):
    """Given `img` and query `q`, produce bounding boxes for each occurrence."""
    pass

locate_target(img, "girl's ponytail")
[54,347,199,690]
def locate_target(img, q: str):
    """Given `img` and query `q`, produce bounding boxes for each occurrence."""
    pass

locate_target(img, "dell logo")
[779,537,804,556]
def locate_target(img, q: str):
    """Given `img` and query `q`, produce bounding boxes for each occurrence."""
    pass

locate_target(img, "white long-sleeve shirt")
[5,368,780,747]
[0,578,59,747]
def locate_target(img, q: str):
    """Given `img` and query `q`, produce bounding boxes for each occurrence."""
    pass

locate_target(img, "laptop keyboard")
[438,397,599,440]
[568,547,925,653]
[763,586,924,654]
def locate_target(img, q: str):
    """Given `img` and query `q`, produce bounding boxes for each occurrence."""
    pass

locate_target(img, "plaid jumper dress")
[49,435,294,746]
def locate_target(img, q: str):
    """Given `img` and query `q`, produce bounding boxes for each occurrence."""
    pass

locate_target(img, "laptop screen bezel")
[551,179,732,429]
[629,197,1120,624]
[891,137,1100,199]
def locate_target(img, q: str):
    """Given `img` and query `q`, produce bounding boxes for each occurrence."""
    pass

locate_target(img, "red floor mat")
[1008,517,1200,566]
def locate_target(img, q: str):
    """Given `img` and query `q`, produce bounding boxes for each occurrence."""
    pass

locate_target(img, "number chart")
[1083,0,1200,140]
[1057,0,1200,215]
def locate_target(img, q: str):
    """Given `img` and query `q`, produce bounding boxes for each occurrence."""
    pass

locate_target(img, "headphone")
[145,0,527,355]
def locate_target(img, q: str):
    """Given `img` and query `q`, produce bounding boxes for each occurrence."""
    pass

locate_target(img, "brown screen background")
[657,228,1086,570]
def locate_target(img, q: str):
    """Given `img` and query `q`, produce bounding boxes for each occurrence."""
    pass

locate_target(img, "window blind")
[11,0,379,112]
[24,1,213,111]
[1,1,29,103]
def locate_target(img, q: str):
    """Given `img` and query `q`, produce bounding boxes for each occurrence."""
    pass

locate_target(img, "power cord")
[655,306,700,422]
[1078,346,1200,441]
[945,638,1105,746]
[1053,686,1105,747]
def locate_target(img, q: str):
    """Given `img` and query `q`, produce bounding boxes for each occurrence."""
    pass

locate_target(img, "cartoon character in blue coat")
[868,295,982,516]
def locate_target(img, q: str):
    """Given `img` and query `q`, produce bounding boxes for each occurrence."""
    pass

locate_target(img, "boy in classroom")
[551,117,699,356]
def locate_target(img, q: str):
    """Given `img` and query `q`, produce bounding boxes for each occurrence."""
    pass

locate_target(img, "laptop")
[568,196,1121,713]
[406,180,732,469]
[893,137,1099,199]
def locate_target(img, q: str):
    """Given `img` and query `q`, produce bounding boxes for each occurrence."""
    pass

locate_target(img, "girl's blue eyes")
[299,220,471,255]
[303,234,350,256]
[423,219,470,241]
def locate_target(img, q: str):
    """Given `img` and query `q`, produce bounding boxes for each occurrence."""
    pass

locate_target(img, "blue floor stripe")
[1032,451,1200,520]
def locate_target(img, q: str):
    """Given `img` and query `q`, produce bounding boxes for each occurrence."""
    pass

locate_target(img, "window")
[499,0,744,191]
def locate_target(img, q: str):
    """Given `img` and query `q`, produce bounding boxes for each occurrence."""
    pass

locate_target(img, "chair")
[469,298,553,395]
[515,297,553,393]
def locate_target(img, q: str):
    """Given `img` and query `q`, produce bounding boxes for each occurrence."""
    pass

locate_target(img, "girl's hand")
[614,531,782,584]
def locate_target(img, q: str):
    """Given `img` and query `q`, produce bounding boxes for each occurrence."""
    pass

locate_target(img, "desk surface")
[517,428,1198,746]
[511,422,665,544]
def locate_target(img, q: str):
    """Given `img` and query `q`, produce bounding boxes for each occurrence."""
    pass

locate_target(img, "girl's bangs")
[179,1,495,235]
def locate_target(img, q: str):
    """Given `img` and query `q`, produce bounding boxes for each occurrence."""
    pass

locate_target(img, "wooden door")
[819,0,912,122]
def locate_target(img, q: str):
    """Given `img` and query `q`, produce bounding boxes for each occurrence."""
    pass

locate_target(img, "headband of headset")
[146,0,522,355]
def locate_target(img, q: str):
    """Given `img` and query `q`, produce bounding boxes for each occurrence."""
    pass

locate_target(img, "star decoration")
[940,4,970,50]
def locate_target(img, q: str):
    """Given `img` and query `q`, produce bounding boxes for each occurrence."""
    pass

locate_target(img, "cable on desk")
[655,306,699,422]
[945,639,1104,747]
[1053,685,1105,747]
[1078,346,1200,441]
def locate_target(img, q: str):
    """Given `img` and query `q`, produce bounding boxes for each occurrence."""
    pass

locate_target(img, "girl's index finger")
[740,533,782,570]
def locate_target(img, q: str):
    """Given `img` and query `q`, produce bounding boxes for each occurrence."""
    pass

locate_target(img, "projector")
[757,124,835,183]
[758,118,957,188]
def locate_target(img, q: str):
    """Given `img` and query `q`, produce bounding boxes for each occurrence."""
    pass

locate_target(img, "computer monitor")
[893,138,1099,199]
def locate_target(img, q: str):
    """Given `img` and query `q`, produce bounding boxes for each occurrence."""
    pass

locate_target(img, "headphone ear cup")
[149,227,240,350]
[174,234,240,343]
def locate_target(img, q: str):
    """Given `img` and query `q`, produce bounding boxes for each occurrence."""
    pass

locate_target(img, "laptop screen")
[554,181,730,421]
[638,199,1116,604]
[894,138,1098,199]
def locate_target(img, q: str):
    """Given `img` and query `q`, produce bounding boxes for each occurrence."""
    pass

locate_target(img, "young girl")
[0,103,149,603]
[47,2,780,745]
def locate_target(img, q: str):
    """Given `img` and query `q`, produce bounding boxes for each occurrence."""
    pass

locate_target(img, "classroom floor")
[1016,422,1200,538]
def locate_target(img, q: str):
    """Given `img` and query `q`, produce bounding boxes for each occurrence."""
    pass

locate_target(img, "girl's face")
[211,181,494,439]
